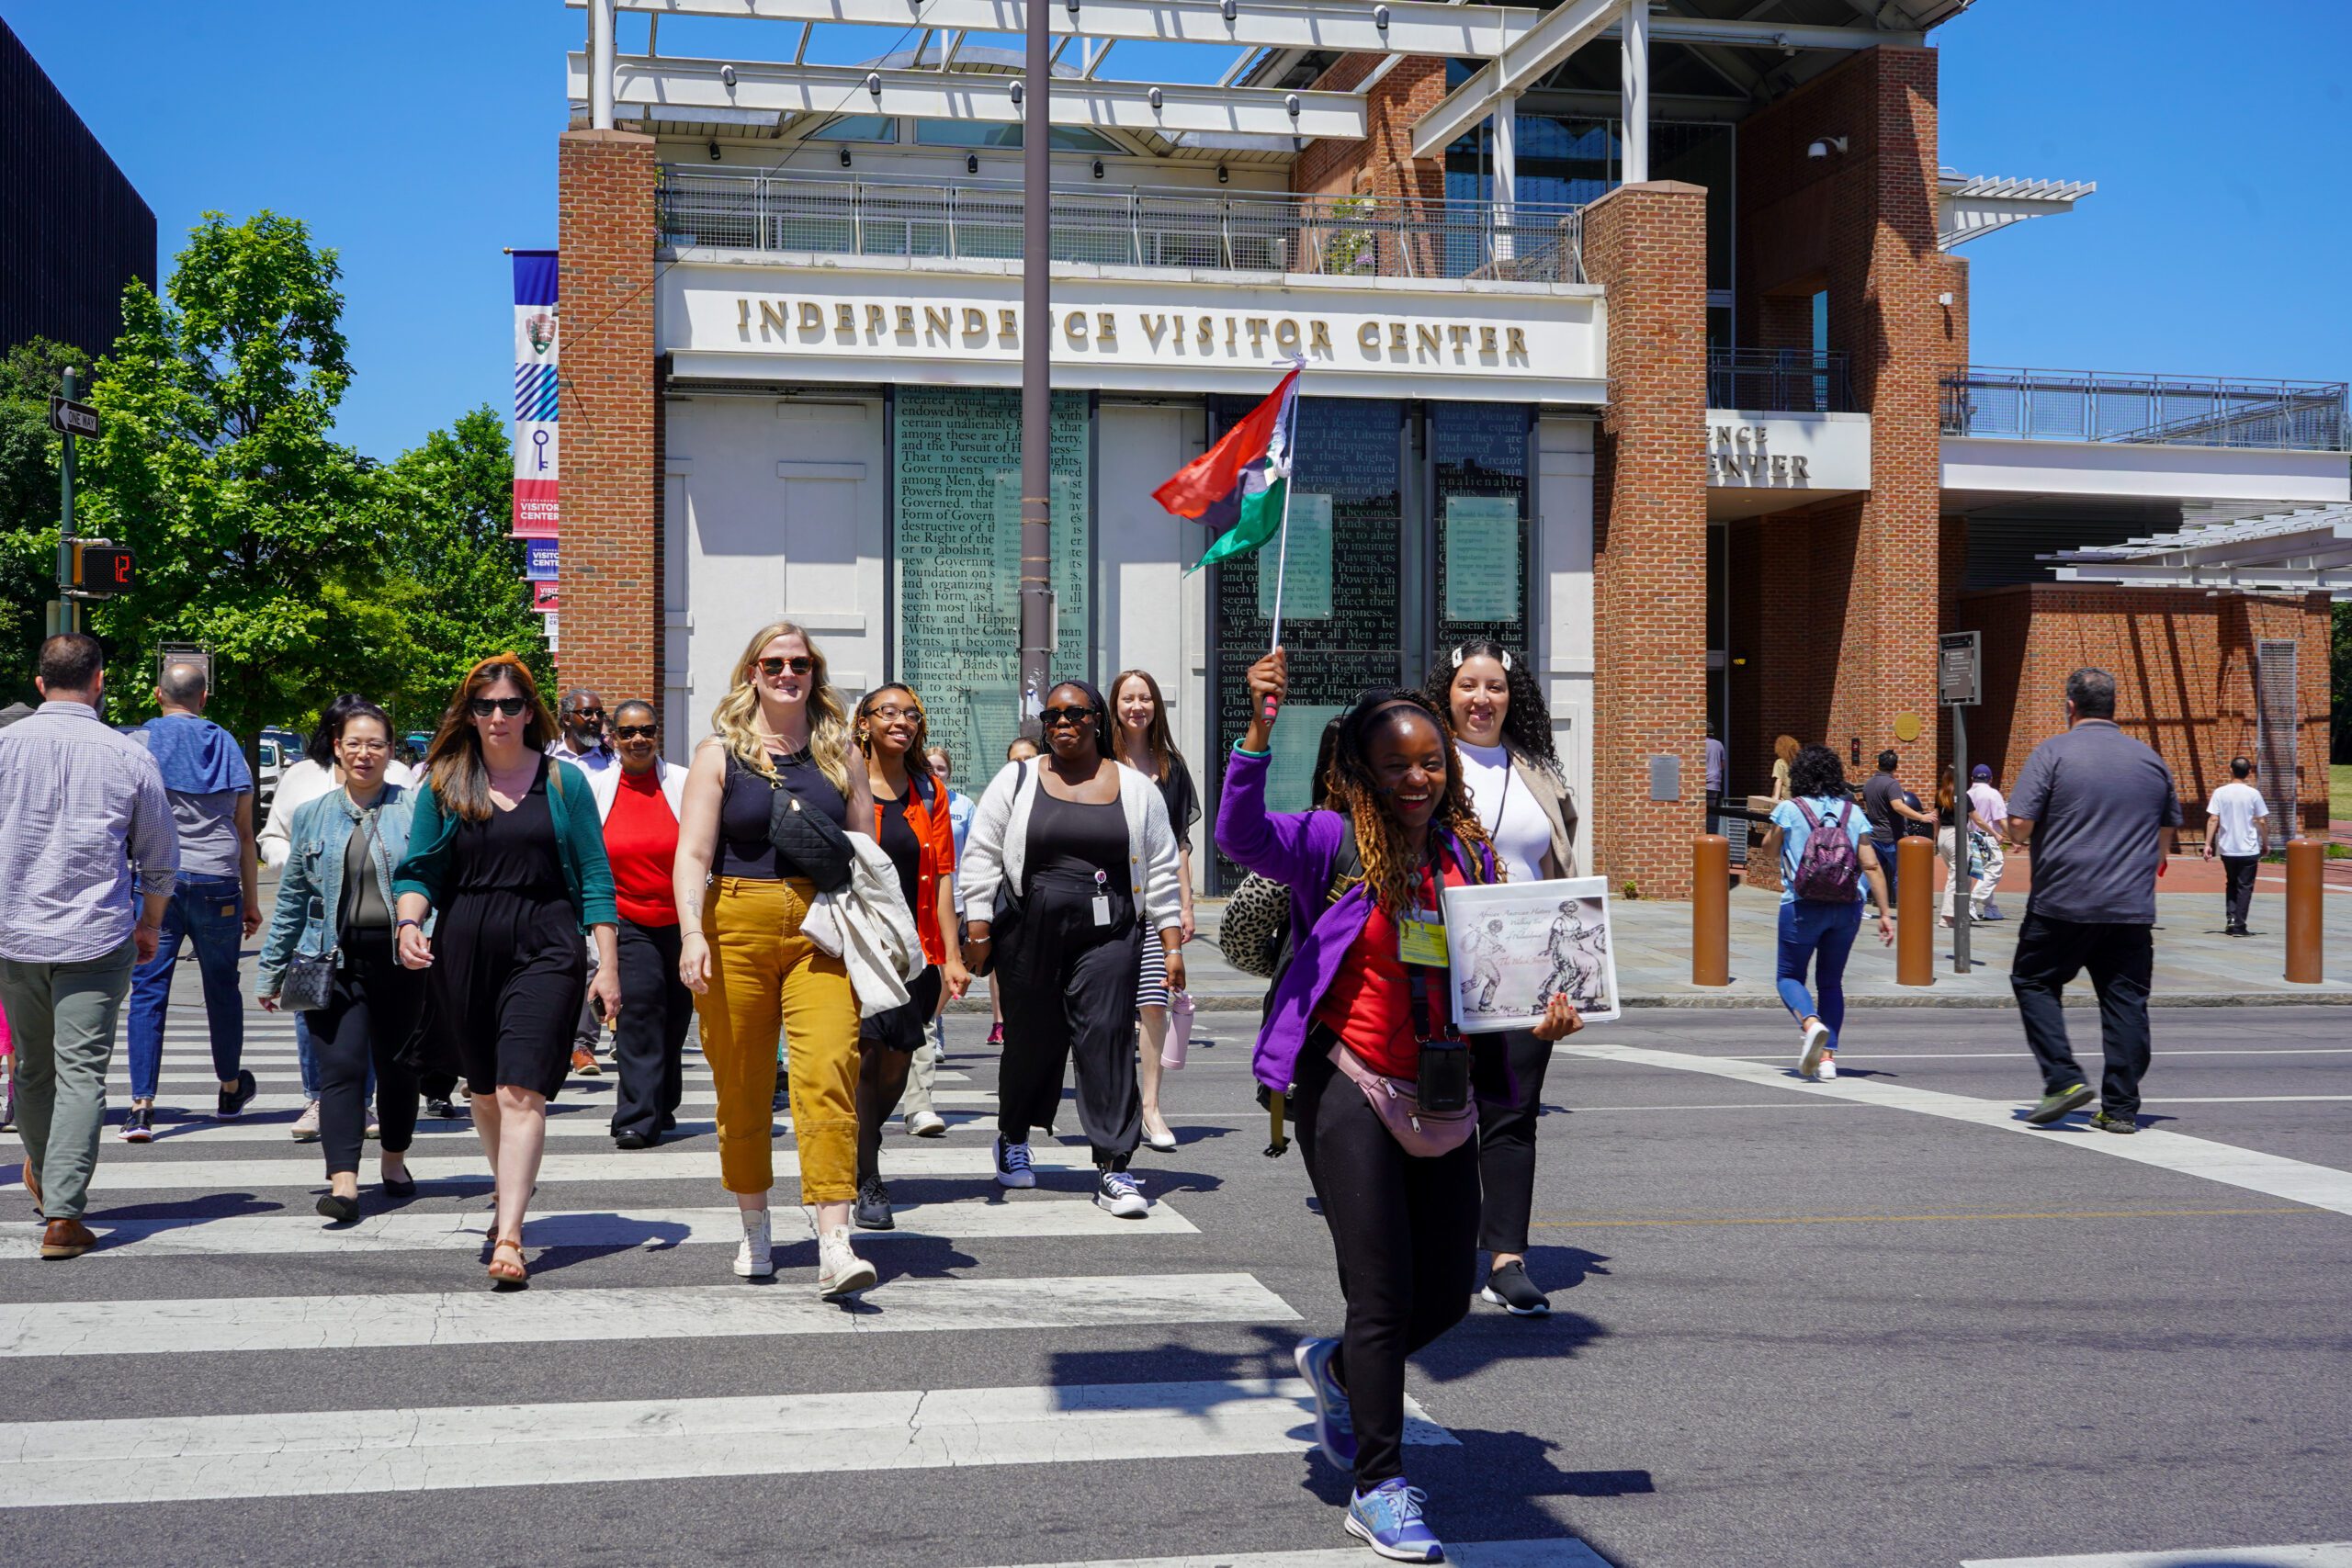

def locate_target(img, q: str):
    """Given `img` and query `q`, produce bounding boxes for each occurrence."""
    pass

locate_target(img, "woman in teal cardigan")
[395,655,618,1286]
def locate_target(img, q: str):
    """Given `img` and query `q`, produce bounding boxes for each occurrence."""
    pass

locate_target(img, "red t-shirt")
[1315,861,1467,1079]
[605,769,681,927]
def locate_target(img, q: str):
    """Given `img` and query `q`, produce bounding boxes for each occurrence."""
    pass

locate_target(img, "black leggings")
[313,930,423,1176]
[1294,1034,1480,1487]
[858,967,943,1184]
[610,920,691,1139]
[997,874,1143,1168]
[1476,1029,1556,1257]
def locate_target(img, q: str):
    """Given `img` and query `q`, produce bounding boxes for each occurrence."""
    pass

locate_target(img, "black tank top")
[718,747,850,879]
[875,784,923,915]
[1026,785,1127,887]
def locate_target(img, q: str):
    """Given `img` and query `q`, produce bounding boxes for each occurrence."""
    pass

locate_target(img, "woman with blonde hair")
[394,656,619,1285]
[672,621,878,1296]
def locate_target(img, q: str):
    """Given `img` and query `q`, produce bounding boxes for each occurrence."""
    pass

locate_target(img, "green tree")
[0,339,85,705]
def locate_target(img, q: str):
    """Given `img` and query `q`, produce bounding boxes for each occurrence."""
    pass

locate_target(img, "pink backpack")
[1791,799,1862,902]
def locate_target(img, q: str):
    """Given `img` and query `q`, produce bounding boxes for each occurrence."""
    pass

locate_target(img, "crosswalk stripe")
[86,1112,993,1145]
[109,1062,976,1085]
[0,1378,1448,1506]
[978,1543,1614,1568]
[126,1088,1001,1113]
[13,1145,1097,1191]
[1961,1546,2352,1567]
[0,1272,1295,1358]
[0,1197,1198,1258]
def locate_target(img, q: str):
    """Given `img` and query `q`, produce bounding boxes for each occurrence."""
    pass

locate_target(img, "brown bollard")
[1896,835,1936,987]
[2284,839,2324,984]
[1693,834,1730,986]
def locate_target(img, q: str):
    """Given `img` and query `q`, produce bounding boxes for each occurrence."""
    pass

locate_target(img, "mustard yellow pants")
[694,877,860,1203]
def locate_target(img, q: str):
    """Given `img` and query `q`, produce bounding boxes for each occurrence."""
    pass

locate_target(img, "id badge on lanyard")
[1091,869,1114,928]
[1396,856,1449,966]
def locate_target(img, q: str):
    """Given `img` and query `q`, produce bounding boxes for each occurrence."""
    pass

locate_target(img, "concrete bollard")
[2284,839,2324,984]
[1896,836,1936,987]
[1693,834,1729,986]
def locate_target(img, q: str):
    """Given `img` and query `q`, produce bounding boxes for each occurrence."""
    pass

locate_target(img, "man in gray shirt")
[0,635,179,1258]
[2007,667,2184,1133]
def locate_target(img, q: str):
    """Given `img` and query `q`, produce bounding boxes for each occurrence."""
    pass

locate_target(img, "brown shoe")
[40,1218,96,1259]
[571,1047,600,1077]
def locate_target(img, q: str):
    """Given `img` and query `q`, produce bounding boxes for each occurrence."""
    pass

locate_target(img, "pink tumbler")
[1161,991,1194,1069]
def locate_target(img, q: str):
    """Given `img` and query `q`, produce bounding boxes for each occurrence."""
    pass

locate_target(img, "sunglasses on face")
[469,696,528,718]
[612,724,657,740]
[1040,705,1095,728]
[757,656,814,678]
[569,706,605,722]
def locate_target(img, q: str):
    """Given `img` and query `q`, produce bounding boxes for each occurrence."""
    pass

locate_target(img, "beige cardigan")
[1510,746,1580,879]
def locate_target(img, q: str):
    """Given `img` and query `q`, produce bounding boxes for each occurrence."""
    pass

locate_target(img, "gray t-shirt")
[1861,772,1905,841]
[166,788,246,880]
[2007,719,2184,926]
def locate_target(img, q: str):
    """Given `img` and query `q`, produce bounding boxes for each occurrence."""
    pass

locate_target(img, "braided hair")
[1424,638,1563,781]
[1326,689,1496,915]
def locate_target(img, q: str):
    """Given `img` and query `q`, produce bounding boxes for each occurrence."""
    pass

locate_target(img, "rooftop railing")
[656,167,1586,285]
[1941,367,2348,451]
[1708,348,1855,413]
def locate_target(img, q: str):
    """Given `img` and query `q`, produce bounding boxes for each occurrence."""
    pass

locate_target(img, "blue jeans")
[1870,838,1900,908]
[1776,897,1863,1048]
[126,875,247,1100]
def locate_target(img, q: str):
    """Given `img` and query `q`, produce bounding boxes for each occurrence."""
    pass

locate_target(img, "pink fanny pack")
[1327,1043,1477,1158]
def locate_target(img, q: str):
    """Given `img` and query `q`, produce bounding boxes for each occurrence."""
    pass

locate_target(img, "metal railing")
[1707,348,1854,413]
[656,167,1586,284]
[1941,367,2349,451]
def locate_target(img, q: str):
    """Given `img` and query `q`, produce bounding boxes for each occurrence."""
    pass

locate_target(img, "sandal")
[488,1235,527,1284]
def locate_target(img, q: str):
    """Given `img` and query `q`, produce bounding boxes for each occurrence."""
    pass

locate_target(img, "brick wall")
[1583,181,1711,899]
[1962,584,2334,834]
[557,129,661,704]
[1292,55,1448,207]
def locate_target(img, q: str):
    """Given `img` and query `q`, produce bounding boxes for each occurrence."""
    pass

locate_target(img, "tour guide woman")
[672,620,878,1298]
[1425,637,1578,1319]
[394,656,620,1285]
[256,700,424,1221]
[586,700,693,1148]
[1217,649,1583,1563]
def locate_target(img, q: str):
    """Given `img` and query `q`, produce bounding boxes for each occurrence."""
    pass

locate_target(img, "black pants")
[313,930,424,1175]
[1295,1035,1480,1488]
[2011,913,2154,1116]
[2221,854,2260,933]
[1476,1029,1555,1257]
[610,920,691,1139]
[859,966,943,1184]
[997,874,1142,1168]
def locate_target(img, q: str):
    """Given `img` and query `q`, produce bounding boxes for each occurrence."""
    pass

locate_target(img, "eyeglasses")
[757,656,814,678]
[612,724,657,740]
[339,739,390,755]
[865,705,920,722]
[469,696,528,718]
[1040,705,1095,728]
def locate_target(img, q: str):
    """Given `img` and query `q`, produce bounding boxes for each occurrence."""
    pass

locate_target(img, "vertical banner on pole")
[511,252,561,571]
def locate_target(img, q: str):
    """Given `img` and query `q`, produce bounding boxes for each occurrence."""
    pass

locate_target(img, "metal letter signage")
[1938,630,1982,706]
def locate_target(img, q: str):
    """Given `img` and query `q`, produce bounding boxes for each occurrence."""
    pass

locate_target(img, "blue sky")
[7,0,2347,461]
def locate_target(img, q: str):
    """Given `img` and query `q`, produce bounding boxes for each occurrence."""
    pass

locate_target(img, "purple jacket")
[1215,746,1495,1094]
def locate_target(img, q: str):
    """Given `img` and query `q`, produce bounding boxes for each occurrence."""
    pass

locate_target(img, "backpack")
[1790,798,1861,902]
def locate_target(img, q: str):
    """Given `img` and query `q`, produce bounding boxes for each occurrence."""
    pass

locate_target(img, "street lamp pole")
[1016,0,1054,717]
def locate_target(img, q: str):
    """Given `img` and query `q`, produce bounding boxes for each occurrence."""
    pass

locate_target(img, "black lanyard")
[1404,840,1457,1046]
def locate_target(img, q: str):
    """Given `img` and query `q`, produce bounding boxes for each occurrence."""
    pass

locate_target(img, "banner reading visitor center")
[512,251,560,573]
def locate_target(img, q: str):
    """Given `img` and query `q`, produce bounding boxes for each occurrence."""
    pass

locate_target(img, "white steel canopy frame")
[2045,506,2352,599]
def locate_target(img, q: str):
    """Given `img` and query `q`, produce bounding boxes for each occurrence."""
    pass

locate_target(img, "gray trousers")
[903,1028,941,1120]
[0,939,136,1221]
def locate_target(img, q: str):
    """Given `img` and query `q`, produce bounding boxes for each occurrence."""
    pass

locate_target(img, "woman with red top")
[849,684,970,1231]
[1216,649,1583,1564]
[588,700,693,1149]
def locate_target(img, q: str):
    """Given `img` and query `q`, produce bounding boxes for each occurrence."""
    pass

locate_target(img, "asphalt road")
[3,992,2348,1568]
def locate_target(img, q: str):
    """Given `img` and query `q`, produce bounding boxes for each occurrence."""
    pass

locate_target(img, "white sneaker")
[1817,1054,1838,1081]
[290,1101,322,1143]
[1095,1168,1149,1218]
[816,1225,877,1297]
[905,1110,947,1138]
[993,1134,1036,1189]
[733,1210,774,1279]
[1798,1019,1831,1079]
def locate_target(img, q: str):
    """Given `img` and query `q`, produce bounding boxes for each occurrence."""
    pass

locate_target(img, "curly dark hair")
[1787,743,1849,802]
[1328,688,1495,914]
[1424,638,1562,779]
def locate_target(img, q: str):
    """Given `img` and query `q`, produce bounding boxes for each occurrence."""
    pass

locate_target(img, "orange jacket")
[870,771,957,968]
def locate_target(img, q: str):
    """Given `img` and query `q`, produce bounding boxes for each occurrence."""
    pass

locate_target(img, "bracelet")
[396,918,423,931]
[1232,743,1272,760]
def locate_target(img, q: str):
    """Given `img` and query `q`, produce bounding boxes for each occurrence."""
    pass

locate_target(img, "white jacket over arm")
[958,759,1182,936]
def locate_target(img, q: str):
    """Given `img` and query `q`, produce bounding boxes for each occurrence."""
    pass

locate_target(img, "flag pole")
[1262,358,1305,726]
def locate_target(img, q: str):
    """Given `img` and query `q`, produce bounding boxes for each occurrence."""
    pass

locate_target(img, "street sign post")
[48,396,99,439]
[53,369,85,633]
[1939,631,1983,974]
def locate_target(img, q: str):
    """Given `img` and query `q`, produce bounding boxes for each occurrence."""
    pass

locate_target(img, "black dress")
[429,757,587,1100]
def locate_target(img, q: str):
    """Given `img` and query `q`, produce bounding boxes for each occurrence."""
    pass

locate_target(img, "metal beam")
[580,52,1368,138]
[1411,0,1619,160]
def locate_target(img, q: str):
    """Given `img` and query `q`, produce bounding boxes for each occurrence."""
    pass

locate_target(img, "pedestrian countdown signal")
[71,542,136,598]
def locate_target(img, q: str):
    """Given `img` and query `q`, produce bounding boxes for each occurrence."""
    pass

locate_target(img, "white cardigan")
[959,758,1182,934]
[585,754,688,822]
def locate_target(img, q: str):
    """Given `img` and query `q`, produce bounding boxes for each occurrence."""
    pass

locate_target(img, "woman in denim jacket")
[255,702,427,1223]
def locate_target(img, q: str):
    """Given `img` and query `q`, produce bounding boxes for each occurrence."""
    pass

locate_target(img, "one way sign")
[49,396,100,439]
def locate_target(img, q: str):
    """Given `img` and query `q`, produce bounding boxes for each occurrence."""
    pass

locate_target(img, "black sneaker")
[118,1106,155,1144]
[2087,1110,2138,1134]
[2025,1084,2094,1125]
[1480,1259,1552,1317]
[216,1070,257,1120]
[854,1175,895,1231]
[424,1096,460,1121]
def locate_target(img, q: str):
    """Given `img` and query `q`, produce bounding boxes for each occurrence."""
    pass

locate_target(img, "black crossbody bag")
[759,751,854,893]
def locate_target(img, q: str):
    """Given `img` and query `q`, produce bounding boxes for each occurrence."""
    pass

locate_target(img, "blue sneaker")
[1294,1336,1356,1469]
[1346,1479,1442,1562]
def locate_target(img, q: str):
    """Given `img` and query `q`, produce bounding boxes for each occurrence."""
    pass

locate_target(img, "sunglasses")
[757,656,814,678]
[469,696,528,718]
[568,706,605,721]
[1040,705,1095,728]
[612,723,657,740]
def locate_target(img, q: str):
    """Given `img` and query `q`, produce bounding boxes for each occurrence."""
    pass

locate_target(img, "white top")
[957,758,1182,935]
[2208,780,2268,857]
[257,755,416,868]
[1456,739,1556,886]
[548,737,617,773]
[585,754,688,822]
[1968,781,2007,828]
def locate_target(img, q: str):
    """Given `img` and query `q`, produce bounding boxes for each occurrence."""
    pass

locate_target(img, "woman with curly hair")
[1765,743,1895,1081]
[1424,637,1579,1319]
[1217,649,1582,1563]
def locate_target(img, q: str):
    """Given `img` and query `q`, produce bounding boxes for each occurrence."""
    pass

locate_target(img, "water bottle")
[1162,990,1194,1069]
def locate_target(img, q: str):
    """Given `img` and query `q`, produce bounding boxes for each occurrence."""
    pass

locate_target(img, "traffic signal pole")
[56,366,79,635]
[1015,0,1052,719]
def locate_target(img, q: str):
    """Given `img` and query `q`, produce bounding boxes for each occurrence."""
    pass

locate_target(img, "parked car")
[256,726,304,810]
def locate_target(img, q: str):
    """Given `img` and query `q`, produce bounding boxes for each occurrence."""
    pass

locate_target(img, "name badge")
[1091,896,1114,927]
[1397,911,1448,967]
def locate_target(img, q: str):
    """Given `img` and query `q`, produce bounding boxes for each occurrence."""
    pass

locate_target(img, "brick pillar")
[557,128,660,704]
[1583,180,1710,900]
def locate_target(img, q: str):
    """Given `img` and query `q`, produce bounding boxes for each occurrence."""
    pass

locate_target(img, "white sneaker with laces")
[1798,1018,1831,1079]
[733,1209,774,1279]
[290,1101,322,1143]
[817,1225,878,1297]
[1817,1054,1838,1081]
[1095,1168,1149,1218]
[905,1110,947,1138]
